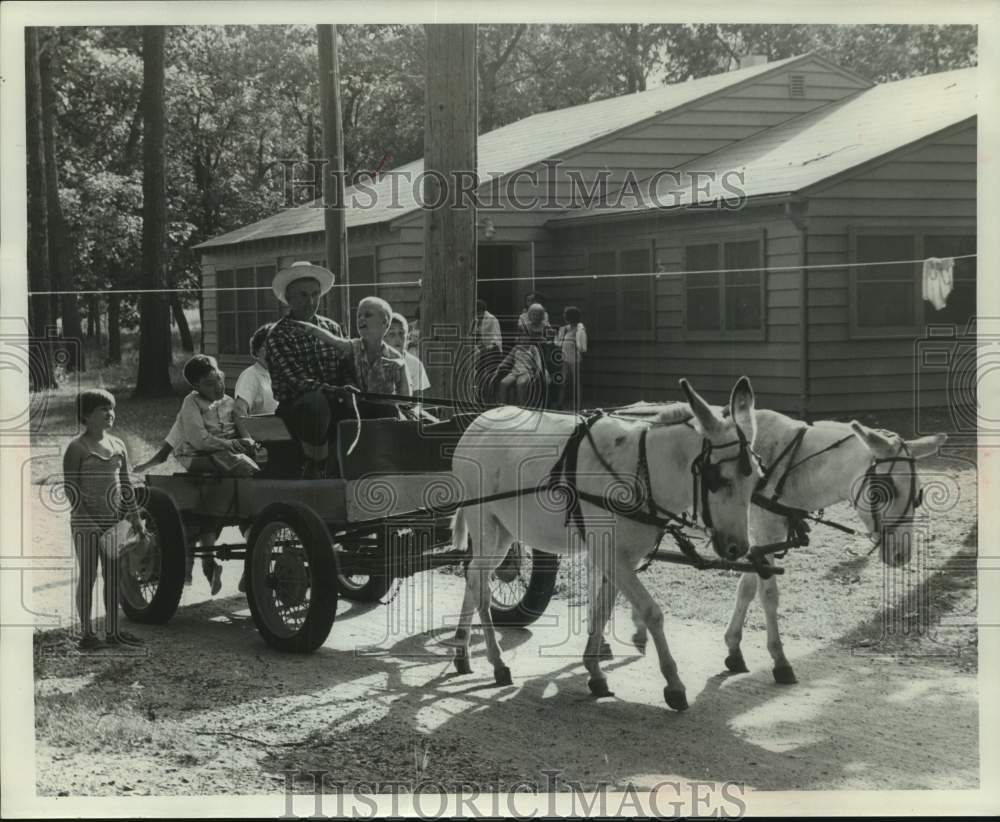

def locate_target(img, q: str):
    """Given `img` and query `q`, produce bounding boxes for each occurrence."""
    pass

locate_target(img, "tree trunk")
[87,295,98,338]
[25,28,55,389]
[135,26,174,397]
[39,33,86,372]
[108,292,122,364]
[170,292,194,352]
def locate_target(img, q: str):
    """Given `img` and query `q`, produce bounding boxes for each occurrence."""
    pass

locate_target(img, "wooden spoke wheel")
[120,487,186,625]
[488,543,559,627]
[245,502,339,653]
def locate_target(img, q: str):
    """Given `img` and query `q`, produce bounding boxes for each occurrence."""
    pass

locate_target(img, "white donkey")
[617,407,947,684]
[447,378,761,711]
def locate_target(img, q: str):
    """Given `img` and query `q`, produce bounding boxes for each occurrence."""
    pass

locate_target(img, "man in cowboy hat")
[264,261,357,479]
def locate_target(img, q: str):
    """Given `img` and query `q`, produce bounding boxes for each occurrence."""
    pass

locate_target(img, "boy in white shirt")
[385,312,429,398]
[234,324,278,417]
[135,355,259,593]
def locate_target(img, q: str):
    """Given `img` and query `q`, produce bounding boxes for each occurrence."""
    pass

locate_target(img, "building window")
[849,229,976,337]
[584,246,654,340]
[683,235,765,340]
[217,264,279,355]
[789,74,806,98]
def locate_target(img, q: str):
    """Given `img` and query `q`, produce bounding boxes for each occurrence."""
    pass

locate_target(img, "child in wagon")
[140,354,261,592]
[385,311,429,400]
[294,295,411,417]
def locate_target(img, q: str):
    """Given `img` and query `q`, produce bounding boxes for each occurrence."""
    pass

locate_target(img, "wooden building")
[194,53,976,414]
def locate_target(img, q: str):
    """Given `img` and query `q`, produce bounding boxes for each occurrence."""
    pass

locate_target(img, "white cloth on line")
[922,257,954,311]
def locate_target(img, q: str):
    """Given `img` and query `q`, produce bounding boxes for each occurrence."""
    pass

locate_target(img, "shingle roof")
[195,53,814,250]
[550,66,977,223]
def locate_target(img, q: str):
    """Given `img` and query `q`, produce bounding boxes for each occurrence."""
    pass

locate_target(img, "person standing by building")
[473,299,503,404]
[554,306,588,411]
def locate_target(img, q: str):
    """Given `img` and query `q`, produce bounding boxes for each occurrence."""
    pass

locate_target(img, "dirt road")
[27,444,979,799]
[33,565,978,799]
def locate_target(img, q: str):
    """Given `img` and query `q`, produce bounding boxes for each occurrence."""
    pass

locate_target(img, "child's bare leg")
[199,529,223,594]
[74,531,99,638]
[101,551,119,638]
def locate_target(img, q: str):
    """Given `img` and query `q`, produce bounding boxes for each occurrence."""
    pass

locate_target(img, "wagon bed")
[120,412,560,653]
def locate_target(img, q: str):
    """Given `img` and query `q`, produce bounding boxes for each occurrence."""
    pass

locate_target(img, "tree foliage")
[32,22,976,366]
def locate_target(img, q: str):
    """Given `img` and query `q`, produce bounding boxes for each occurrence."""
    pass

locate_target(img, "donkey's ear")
[680,379,720,434]
[729,376,757,445]
[906,432,948,459]
[850,421,893,456]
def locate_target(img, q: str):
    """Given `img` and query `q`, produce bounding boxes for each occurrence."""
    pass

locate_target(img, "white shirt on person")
[404,351,431,392]
[475,310,503,351]
[234,362,278,415]
[555,322,588,364]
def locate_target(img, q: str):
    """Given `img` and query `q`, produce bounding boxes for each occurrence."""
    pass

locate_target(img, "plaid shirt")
[265,314,356,404]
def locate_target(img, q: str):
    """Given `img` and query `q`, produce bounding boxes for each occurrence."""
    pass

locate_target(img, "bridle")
[547,411,760,566]
[689,424,758,530]
[851,439,923,550]
[753,427,924,558]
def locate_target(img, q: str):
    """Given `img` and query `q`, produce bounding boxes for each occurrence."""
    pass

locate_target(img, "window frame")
[216,262,281,356]
[848,225,976,339]
[584,242,656,341]
[681,228,767,342]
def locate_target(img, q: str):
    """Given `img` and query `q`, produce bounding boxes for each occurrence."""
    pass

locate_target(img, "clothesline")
[26,252,976,297]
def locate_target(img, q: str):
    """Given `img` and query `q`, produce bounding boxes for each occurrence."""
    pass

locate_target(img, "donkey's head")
[680,377,761,561]
[848,422,948,567]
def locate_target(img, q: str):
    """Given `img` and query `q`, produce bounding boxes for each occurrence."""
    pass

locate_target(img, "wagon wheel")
[489,543,560,627]
[120,486,186,625]
[334,531,393,603]
[245,502,338,653]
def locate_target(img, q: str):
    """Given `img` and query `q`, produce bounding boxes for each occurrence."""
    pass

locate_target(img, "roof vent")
[739,55,768,69]
[789,74,806,98]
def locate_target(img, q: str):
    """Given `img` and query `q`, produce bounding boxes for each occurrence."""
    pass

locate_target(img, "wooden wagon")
[120,413,560,653]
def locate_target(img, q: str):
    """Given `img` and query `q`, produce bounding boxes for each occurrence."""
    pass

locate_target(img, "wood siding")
[544,205,805,413]
[201,59,986,417]
[801,122,976,414]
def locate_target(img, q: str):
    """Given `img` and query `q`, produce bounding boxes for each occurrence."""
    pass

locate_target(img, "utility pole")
[317,24,349,331]
[421,24,478,403]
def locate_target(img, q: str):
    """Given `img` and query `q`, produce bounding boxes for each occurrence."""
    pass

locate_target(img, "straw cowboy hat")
[272,261,335,305]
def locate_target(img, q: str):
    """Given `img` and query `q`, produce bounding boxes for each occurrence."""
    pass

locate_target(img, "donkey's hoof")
[773,664,798,685]
[588,678,615,698]
[494,665,513,687]
[664,687,689,712]
[598,640,614,661]
[725,650,749,674]
[453,656,472,675]
[631,633,647,655]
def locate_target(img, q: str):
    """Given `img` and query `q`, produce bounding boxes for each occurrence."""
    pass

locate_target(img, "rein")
[546,411,762,574]
[750,428,924,561]
[344,391,771,577]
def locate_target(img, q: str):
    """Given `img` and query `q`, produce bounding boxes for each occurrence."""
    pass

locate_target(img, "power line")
[26,253,976,297]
